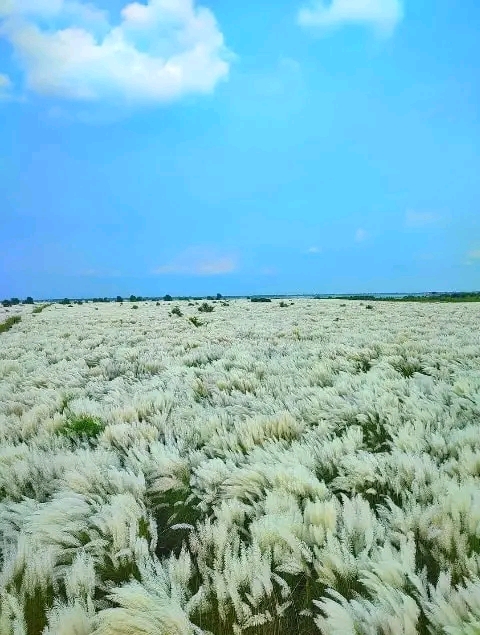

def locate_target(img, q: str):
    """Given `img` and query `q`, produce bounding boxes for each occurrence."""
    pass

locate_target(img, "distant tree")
[116,296,123,303]
[129,295,137,302]
[163,294,173,302]
[216,293,222,300]
[2,300,12,307]
[60,298,71,305]
[10,298,20,305]
[25,296,34,304]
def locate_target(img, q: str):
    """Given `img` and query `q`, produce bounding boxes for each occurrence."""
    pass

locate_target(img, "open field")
[1,299,480,634]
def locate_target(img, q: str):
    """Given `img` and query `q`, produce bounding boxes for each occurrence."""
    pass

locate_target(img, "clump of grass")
[32,304,50,314]
[198,302,214,313]
[0,315,21,333]
[279,301,289,308]
[171,306,183,317]
[188,316,204,327]
[192,377,212,402]
[132,305,139,310]
[57,414,104,442]
[392,358,424,378]
[365,304,374,310]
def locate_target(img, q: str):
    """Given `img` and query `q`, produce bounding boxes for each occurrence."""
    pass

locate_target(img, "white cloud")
[306,246,322,253]
[405,210,441,228]
[0,72,13,99]
[297,0,403,36]
[0,73,12,89]
[0,72,23,102]
[355,228,368,242]
[0,0,231,104]
[466,250,480,262]
[153,248,237,276]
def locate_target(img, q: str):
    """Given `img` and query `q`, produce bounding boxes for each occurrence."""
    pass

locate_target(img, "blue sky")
[0,0,479,299]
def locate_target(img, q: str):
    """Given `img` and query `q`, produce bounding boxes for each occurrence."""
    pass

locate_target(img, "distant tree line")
[315,292,480,303]
[2,297,33,307]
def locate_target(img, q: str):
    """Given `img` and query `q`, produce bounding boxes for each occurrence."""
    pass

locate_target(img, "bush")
[188,316,203,327]
[0,315,21,333]
[198,302,214,313]
[366,304,374,310]
[279,301,289,308]
[57,414,103,442]
[171,306,183,317]
[132,305,139,310]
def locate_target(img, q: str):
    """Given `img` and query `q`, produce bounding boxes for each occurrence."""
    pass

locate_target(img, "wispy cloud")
[153,248,238,276]
[405,210,441,228]
[260,267,278,275]
[355,228,369,243]
[466,249,480,263]
[0,73,14,101]
[297,0,403,36]
[79,268,122,277]
[0,0,231,104]
[306,246,322,254]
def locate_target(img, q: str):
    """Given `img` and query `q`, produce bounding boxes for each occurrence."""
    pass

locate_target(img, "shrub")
[57,414,103,442]
[0,315,21,333]
[251,297,271,303]
[188,316,203,327]
[365,304,374,310]
[279,301,289,308]
[132,305,139,310]
[198,302,214,313]
[171,306,183,317]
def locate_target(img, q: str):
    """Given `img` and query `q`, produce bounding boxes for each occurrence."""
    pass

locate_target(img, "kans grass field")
[0,299,480,635]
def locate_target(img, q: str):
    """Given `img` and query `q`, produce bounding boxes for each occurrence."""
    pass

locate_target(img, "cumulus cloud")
[153,248,237,276]
[297,0,403,36]
[405,210,441,228]
[0,0,231,103]
[354,228,369,242]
